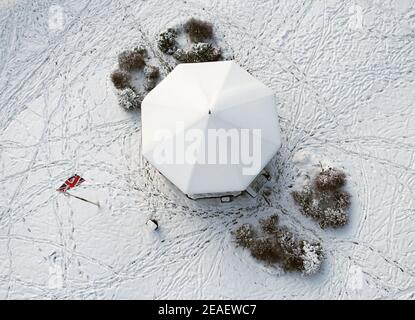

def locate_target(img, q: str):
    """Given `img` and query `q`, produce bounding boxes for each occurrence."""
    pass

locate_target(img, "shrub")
[274,226,300,255]
[274,226,309,273]
[173,43,221,63]
[144,65,160,80]
[259,214,279,234]
[116,87,143,110]
[158,28,178,55]
[314,167,346,191]
[281,254,305,272]
[334,190,351,210]
[111,69,131,90]
[293,188,350,229]
[172,49,188,62]
[292,188,314,216]
[233,216,324,275]
[183,18,213,43]
[118,47,147,71]
[233,224,256,248]
[300,241,324,275]
[293,167,351,229]
[319,207,346,229]
[250,237,281,264]
[143,65,160,91]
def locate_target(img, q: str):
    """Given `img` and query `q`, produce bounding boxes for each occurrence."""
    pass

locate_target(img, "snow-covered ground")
[0,0,414,299]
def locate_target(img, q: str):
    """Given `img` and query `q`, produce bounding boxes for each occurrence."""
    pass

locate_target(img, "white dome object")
[141,61,281,195]
[146,219,158,231]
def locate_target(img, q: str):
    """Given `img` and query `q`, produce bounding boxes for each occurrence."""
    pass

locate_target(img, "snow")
[0,0,415,299]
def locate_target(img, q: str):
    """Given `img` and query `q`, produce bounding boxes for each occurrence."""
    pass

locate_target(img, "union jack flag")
[57,174,85,192]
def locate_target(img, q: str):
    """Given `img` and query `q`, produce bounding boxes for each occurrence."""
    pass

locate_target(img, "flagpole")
[64,192,100,207]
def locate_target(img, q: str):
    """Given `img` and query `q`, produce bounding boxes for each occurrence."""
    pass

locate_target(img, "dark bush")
[314,167,346,191]
[233,216,324,275]
[259,215,279,234]
[118,47,147,71]
[292,189,314,216]
[158,28,178,55]
[274,226,304,272]
[293,189,350,229]
[334,190,351,210]
[292,167,351,229]
[145,65,160,80]
[274,226,300,254]
[250,237,281,264]
[173,43,221,63]
[183,18,213,43]
[111,69,131,90]
[281,254,305,272]
[233,224,256,248]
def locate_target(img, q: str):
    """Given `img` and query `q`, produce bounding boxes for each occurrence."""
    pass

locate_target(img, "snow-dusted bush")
[300,241,324,276]
[233,215,324,275]
[314,167,346,191]
[159,20,227,63]
[273,226,304,272]
[118,47,147,71]
[172,49,188,62]
[110,69,131,90]
[143,65,160,91]
[292,188,316,218]
[293,189,350,229]
[259,214,279,234]
[116,87,143,110]
[233,224,256,248]
[173,43,221,63]
[111,46,158,109]
[183,18,213,43]
[323,191,350,227]
[293,167,351,229]
[158,28,178,55]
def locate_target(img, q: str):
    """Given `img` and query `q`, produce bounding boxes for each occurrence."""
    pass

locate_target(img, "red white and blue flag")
[57,174,85,192]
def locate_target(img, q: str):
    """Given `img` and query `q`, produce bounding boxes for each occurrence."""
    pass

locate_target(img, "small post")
[64,192,100,207]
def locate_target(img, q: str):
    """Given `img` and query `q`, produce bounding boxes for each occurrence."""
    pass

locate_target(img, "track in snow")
[0,0,414,299]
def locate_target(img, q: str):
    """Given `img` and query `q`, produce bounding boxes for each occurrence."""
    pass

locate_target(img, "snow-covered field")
[1,0,414,299]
